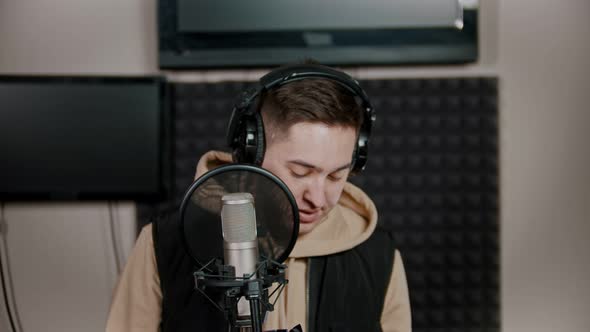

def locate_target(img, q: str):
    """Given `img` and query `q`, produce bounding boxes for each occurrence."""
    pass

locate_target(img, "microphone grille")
[221,193,257,243]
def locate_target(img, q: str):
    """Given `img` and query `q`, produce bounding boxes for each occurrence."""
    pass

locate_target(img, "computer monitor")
[0,76,170,200]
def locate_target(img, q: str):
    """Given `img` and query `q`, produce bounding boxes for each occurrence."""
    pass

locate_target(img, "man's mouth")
[298,209,321,223]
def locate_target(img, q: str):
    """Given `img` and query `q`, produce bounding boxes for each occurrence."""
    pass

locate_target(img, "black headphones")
[226,63,375,175]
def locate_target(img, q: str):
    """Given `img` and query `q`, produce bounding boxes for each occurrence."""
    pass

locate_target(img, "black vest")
[153,211,396,332]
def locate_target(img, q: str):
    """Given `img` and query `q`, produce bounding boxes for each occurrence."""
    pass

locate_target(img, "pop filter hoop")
[179,164,300,268]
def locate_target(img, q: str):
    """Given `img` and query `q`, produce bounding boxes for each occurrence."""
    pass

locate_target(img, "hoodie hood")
[194,150,378,258]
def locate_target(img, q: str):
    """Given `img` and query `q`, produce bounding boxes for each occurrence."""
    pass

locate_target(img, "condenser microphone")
[221,193,260,319]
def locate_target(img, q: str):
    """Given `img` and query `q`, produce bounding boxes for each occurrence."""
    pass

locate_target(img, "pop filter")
[180,164,299,268]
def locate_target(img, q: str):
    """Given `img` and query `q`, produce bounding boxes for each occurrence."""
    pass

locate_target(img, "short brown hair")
[259,77,363,143]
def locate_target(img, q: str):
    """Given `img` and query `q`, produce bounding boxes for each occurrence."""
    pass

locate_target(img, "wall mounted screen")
[0,76,169,200]
[159,0,478,68]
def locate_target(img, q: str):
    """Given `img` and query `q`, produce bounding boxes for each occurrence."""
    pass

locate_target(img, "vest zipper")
[306,257,311,332]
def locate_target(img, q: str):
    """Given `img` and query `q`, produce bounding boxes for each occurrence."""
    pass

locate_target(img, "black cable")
[248,297,262,332]
[108,201,122,275]
[0,202,19,332]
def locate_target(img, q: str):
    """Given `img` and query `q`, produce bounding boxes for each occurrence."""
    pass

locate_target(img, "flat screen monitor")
[158,0,478,68]
[0,76,169,200]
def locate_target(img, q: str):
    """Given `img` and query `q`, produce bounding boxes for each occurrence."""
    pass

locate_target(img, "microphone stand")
[194,257,288,332]
[245,280,263,332]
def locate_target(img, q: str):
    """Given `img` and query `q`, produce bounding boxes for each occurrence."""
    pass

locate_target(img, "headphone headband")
[227,63,375,174]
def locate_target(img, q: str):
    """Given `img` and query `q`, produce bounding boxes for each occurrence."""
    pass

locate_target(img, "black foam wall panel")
[142,77,499,331]
[355,79,499,332]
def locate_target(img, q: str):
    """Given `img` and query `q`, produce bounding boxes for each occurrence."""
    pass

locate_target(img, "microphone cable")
[0,202,23,332]
[107,201,122,275]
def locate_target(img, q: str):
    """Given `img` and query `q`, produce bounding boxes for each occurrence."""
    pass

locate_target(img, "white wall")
[0,203,136,332]
[498,1,590,331]
[0,0,157,74]
[0,0,589,331]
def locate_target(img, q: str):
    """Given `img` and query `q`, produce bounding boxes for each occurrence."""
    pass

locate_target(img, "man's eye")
[328,174,344,181]
[291,171,308,178]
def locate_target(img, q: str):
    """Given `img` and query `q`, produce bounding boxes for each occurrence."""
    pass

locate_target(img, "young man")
[106,64,411,331]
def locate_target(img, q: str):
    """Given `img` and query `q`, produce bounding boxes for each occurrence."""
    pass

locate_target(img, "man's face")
[261,122,357,235]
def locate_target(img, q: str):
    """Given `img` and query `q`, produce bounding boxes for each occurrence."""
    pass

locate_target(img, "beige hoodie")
[106,151,411,332]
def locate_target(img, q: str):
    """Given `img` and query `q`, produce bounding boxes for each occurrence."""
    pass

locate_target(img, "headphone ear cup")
[350,129,369,175]
[231,112,265,165]
[238,114,258,164]
[252,112,266,165]
[230,116,246,163]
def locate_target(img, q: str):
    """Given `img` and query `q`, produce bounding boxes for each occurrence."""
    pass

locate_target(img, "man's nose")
[303,178,326,210]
